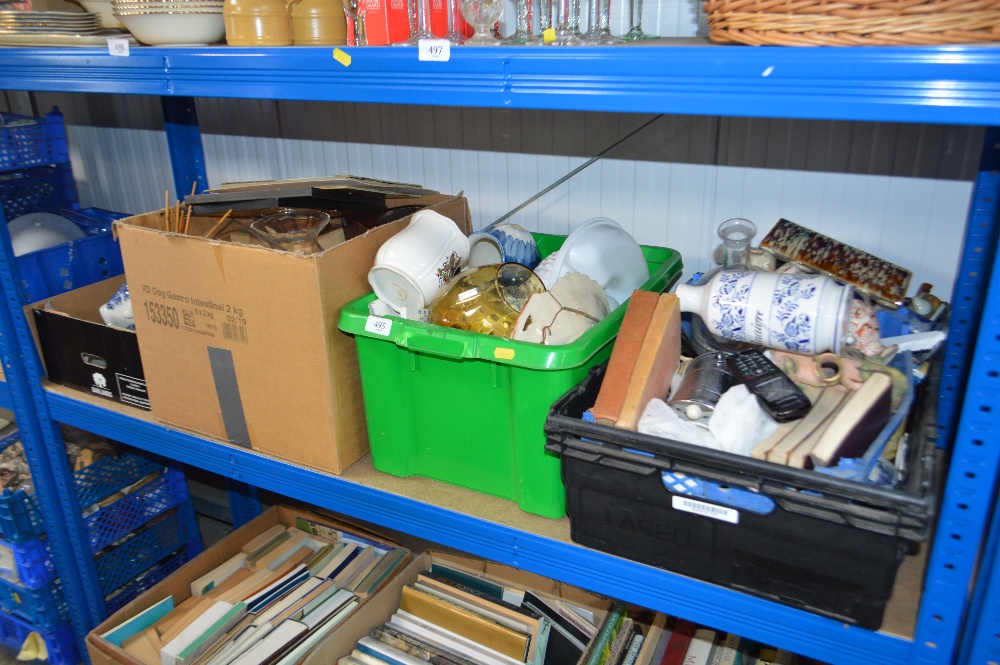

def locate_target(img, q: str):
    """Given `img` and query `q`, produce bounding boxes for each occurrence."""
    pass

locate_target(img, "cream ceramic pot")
[223,0,292,45]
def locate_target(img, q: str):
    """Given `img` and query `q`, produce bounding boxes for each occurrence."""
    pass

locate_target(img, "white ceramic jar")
[675,269,853,355]
[368,210,470,313]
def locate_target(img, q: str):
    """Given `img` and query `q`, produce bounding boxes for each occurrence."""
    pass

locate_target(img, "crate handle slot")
[398,332,472,359]
[80,353,108,369]
[599,455,660,476]
[662,471,775,514]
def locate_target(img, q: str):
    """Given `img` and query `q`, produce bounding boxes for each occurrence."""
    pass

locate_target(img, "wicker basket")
[702,0,1000,45]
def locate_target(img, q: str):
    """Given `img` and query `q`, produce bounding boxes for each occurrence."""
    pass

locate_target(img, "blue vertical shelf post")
[0,207,107,657]
[957,489,1000,664]
[937,127,1000,449]
[226,480,261,527]
[161,96,208,198]
[162,95,262,528]
[911,128,1000,665]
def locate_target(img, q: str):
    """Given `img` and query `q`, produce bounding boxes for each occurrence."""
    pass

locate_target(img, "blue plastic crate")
[0,110,69,174]
[0,538,55,591]
[94,500,202,595]
[0,163,77,223]
[0,468,191,589]
[17,207,128,303]
[0,574,67,632]
[0,609,78,665]
[0,452,167,545]
[105,540,204,616]
[0,501,202,631]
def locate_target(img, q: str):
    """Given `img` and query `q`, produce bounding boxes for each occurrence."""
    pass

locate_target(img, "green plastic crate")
[338,233,683,518]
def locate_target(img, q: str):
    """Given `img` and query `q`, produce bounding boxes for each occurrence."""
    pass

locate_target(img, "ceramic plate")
[0,30,135,45]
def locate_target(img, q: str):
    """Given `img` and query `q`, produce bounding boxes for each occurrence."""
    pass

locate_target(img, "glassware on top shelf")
[534,0,551,40]
[445,0,467,42]
[569,0,582,37]
[408,0,418,33]
[401,0,435,43]
[623,0,656,40]
[460,0,503,44]
[550,0,581,44]
[341,0,367,44]
[503,0,539,44]
[582,0,621,43]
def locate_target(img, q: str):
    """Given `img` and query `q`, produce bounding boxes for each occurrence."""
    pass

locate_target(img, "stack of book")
[637,615,802,665]
[335,562,638,665]
[99,524,408,665]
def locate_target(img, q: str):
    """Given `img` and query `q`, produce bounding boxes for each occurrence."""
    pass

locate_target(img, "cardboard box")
[29,276,150,410]
[301,549,624,665]
[115,195,470,474]
[86,505,411,665]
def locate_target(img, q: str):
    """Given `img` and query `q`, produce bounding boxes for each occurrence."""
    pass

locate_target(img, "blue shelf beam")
[0,45,996,124]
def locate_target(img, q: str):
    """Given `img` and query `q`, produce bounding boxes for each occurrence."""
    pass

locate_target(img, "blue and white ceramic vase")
[675,269,853,354]
[467,221,541,270]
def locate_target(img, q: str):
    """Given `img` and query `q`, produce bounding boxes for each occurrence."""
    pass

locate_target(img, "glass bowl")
[428,263,544,338]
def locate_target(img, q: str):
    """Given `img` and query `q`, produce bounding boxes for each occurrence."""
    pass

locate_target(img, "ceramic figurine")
[846,297,890,357]
[675,268,853,355]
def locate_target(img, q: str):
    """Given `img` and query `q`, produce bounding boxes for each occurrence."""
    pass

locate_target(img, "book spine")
[659,620,695,665]
[585,604,626,665]
[716,634,741,665]
[621,634,645,665]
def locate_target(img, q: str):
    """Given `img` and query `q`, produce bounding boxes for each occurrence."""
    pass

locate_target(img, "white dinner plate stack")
[112,0,225,45]
[0,9,102,34]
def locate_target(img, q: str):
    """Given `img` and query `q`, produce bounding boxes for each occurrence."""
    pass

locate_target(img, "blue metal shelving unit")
[1,43,999,665]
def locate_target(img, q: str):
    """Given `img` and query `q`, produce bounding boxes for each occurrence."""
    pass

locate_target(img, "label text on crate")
[672,496,739,524]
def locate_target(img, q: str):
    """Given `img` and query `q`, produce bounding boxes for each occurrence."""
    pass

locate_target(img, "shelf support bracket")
[161,96,209,197]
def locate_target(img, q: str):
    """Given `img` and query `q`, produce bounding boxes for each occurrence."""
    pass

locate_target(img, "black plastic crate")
[544,360,940,629]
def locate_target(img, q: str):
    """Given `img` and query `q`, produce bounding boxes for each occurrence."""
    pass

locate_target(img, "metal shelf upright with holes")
[0,43,999,665]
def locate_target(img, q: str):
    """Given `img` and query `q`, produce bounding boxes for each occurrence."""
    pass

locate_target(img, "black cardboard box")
[29,276,149,410]
[544,360,940,629]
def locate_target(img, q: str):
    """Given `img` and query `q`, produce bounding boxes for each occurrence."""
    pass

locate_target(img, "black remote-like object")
[726,349,812,423]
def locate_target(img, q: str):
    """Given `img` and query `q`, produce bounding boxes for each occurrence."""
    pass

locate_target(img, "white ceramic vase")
[675,269,853,354]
